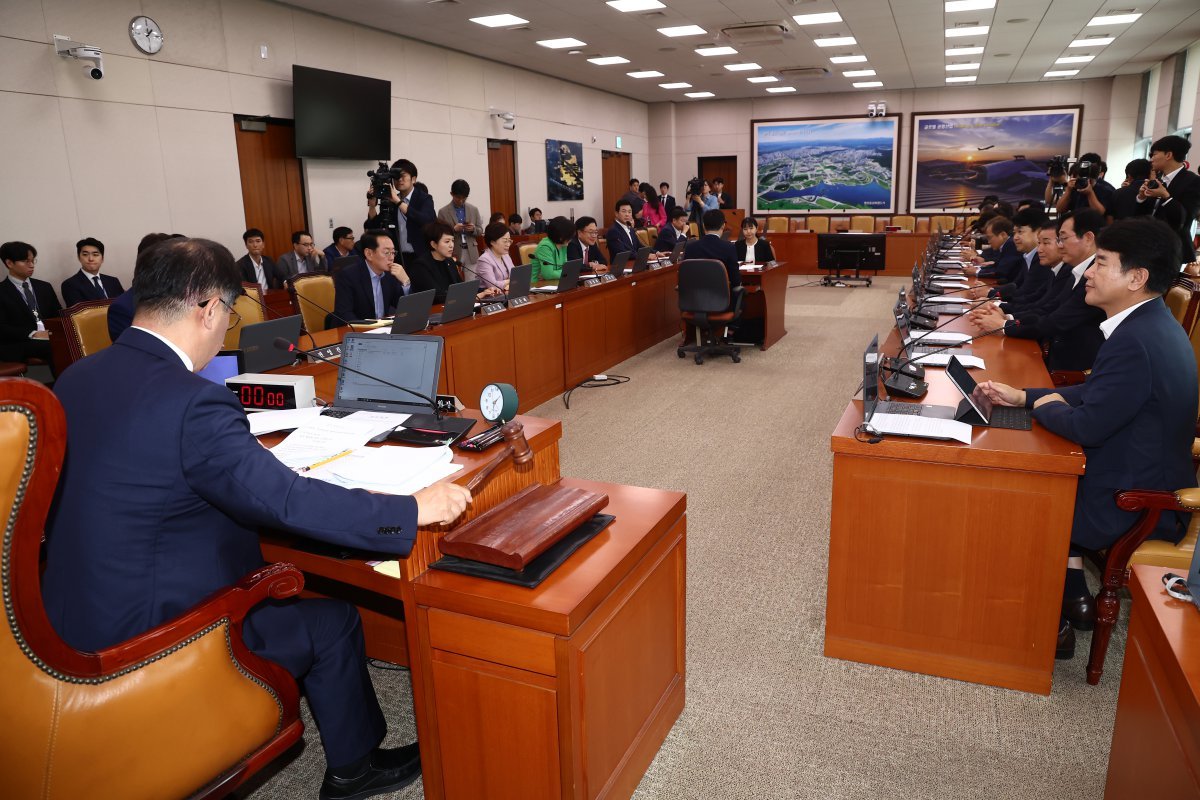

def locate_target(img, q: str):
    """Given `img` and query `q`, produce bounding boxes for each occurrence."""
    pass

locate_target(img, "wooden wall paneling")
[698,155,737,208]
[601,151,631,228]
[487,139,518,219]
[233,119,307,260]
[443,321,518,410]
[602,283,637,363]
[512,304,566,411]
[563,290,615,386]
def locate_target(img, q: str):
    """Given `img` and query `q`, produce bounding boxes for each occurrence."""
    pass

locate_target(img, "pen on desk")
[299,448,353,473]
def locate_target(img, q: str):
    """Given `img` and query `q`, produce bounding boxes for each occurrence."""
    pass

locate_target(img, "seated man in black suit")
[1135,134,1200,263]
[980,218,1197,658]
[565,217,608,272]
[0,240,62,365]
[993,220,1072,317]
[655,206,690,252]
[235,228,285,290]
[331,230,412,325]
[605,200,639,260]
[61,237,124,306]
[278,230,327,278]
[684,209,742,303]
[967,216,1024,284]
[968,209,1045,302]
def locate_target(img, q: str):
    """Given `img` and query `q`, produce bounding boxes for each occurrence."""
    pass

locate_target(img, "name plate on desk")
[480,302,506,316]
[509,295,531,308]
[582,277,601,288]
[600,273,617,283]
[306,344,341,362]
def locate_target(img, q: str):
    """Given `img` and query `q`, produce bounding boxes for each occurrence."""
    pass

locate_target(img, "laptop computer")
[863,335,956,421]
[630,246,654,274]
[239,315,303,373]
[530,259,583,293]
[505,263,533,303]
[330,255,359,275]
[671,241,687,264]
[389,289,435,334]
[428,280,480,325]
[609,251,632,278]
[944,356,1033,430]
[323,333,475,444]
[196,349,245,385]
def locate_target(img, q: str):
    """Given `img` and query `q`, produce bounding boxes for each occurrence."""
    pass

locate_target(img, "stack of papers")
[869,414,972,444]
[305,445,462,495]
[269,411,408,470]
[907,330,972,345]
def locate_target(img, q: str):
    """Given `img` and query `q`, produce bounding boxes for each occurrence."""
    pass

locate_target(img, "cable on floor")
[562,374,630,410]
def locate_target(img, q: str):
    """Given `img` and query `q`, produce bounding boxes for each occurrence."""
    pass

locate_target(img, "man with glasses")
[0,240,62,365]
[332,230,412,325]
[566,216,608,272]
[323,226,358,267]
[278,229,326,278]
[42,237,471,799]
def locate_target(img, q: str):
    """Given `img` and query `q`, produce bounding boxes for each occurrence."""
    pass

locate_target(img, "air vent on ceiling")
[720,21,792,46]
[426,0,461,4]
[779,66,831,79]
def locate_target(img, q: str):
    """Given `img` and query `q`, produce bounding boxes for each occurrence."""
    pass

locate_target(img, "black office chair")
[676,259,744,365]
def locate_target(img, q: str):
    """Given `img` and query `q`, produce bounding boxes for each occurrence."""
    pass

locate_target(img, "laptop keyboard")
[988,406,1032,431]
[876,402,925,416]
[320,407,356,418]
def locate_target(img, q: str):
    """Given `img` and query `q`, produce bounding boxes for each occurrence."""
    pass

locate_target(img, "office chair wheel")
[732,353,741,363]
[694,355,704,365]
[677,348,685,358]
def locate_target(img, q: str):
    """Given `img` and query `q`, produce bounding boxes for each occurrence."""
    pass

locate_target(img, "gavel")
[465,420,533,494]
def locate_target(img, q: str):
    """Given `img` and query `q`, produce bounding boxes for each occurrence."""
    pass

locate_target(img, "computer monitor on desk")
[818,233,884,287]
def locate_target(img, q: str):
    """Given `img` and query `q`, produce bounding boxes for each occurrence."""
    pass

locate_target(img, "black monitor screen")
[818,233,886,271]
[293,65,390,160]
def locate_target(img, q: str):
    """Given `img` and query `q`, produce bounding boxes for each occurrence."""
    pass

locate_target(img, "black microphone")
[903,297,991,340]
[240,286,320,351]
[285,281,362,333]
[891,321,1016,373]
[272,338,441,420]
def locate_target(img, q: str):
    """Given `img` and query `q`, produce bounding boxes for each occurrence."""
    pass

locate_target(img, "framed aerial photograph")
[909,107,1082,214]
[545,139,584,201]
[751,115,900,215]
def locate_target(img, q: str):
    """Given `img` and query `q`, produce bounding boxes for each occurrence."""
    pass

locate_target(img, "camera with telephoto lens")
[1047,155,1069,178]
[686,176,703,197]
[367,162,401,202]
[1072,159,1101,190]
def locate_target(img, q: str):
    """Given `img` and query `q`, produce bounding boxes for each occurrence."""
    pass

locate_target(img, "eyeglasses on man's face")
[199,296,242,330]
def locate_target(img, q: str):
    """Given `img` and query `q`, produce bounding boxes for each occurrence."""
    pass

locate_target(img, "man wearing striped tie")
[0,240,62,365]
[60,237,124,307]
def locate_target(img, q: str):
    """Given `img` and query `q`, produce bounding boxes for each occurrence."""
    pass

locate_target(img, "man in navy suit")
[654,206,690,252]
[658,182,676,215]
[684,209,742,299]
[968,216,1024,284]
[997,221,1071,316]
[331,230,412,325]
[565,216,608,271]
[42,237,471,799]
[970,209,1044,302]
[982,217,1197,659]
[606,199,639,260]
[0,240,62,364]
[365,158,436,268]
[60,237,124,306]
[1134,134,1200,262]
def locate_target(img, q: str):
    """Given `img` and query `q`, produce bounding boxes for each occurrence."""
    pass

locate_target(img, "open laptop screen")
[862,335,880,423]
[196,350,244,385]
[334,333,442,415]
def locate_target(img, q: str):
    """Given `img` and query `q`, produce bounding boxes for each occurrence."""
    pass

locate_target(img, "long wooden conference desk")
[825,294,1086,695]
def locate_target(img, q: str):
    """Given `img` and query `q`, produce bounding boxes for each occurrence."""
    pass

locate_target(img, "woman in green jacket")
[531,216,575,282]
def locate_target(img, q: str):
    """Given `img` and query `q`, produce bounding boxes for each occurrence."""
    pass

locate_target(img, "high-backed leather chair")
[518,243,538,265]
[914,218,931,234]
[0,378,305,799]
[288,273,335,334]
[224,281,267,349]
[807,216,830,233]
[676,259,744,365]
[636,229,652,248]
[873,218,887,232]
[931,215,956,234]
[789,217,807,233]
[892,215,916,232]
[645,225,658,240]
[766,217,789,234]
[1164,276,1200,333]
[59,300,113,365]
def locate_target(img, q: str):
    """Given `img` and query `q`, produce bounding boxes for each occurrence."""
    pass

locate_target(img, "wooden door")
[233,118,307,260]
[601,151,631,228]
[698,155,737,210]
[487,139,517,221]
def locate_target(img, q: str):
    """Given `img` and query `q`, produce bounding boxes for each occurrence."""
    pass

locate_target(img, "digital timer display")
[229,382,298,410]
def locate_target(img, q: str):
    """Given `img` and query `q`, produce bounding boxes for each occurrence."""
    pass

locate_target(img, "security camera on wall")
[490,108,516,131]
[54,34,104,80]
[867,102,877,118]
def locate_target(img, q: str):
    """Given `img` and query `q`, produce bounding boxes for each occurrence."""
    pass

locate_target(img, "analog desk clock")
[480,382,518,424]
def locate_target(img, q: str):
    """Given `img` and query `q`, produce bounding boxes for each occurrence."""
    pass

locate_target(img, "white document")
[270,413,404,470]
[914,354,985,369]
[868,414,973,444]
[247,406,324,436]
[907,330,972,345]
[927,295,976,304]
[931,276,969,283]
[304,444,462,495]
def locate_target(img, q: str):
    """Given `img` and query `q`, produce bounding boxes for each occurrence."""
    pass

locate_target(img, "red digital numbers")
[239,385,286,408]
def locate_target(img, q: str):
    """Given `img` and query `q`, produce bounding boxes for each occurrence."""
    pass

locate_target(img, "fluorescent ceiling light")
[1087,13,1141,26]
[627,70,664,78]
[829,55,868,64]
[946,26,989,37]
[853,81,883,88]
[685,91,715,98]
[606,0,665,10]
[945,62,980,70]
[945,46,984,56]
[695,46,738,56]
[1070,37,1114,47]
[537,38,585,49]
[1055,55,1094,64]
[766,86,797,93]
[747,76,779,83]
[792,12,843,25]
[724,62,762,71]
[1044,69,1079,77]
[945,0,995,11]
[659,82,692,89]
[946,75,977,83]
[469,14,528,27]
[842,69,876,77]
[814,36,856,47]
[658,25,706,37]
[588,56,630,65]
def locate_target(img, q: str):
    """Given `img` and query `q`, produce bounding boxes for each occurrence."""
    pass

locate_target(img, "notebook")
[239,315,303,373]
[389,289,435,334]
[530,259,583,294]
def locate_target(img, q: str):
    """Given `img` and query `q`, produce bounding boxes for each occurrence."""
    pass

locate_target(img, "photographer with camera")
[365,158,436,268]
[1135,135,1200,263]
[1052,152,1113,216]
[682,178,717,226]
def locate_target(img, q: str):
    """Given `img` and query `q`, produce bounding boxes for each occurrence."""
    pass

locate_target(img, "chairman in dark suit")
[1135,134,1200,262]
[61,237,124,306]
[41,237,470,798]
[684,209,742,300]
[981,218,1197,658]
[365,159,437,267]
[235,228,285,289]
[1,240,61,364]
[332,230,411,325]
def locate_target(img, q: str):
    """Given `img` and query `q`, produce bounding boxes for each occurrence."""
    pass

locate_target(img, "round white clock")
[480,383,519,423]
[129,16,164,55]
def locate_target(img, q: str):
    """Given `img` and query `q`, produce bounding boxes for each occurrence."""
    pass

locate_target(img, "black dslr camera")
[686,176,703,196]
[367,162,400,202]
[1047,155,1069,178]
[1072,159,1101,191]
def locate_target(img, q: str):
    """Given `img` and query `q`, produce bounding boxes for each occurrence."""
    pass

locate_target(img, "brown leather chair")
[636,229,652,248]
[931,215,957,234]
[288,273,335,334]
[873,218,887,232]
[0,362,27,377]
[914,217,931,234]
[59,300,114,364]
[766,217,789,234]
[676,259,744,365]
[1164,275,1200,333]
[224,281,268,349]
[891,215,916,232]
[645,225,658,240]
[0,378,305,799]
[789,217,807,233]
[807,216,830,233]
[847,215,869,232]
[518,243,539,265]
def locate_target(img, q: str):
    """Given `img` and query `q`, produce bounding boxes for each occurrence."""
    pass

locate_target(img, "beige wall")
[0,0,649,288]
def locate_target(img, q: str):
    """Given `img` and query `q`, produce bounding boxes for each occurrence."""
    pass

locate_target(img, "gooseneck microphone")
[240,286,320,351]
[890,322,1016,373]
[285,283,362,332]
[272,338,442,420]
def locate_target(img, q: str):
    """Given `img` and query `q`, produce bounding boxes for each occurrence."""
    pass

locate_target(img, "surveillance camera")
[867,103,877,118]
[877,101,886,116]
[503,119,516,131]
[73,46,103,79]
[82,61,104,80]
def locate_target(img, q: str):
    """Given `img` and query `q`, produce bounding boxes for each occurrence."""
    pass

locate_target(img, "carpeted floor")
[245,276,1121,800]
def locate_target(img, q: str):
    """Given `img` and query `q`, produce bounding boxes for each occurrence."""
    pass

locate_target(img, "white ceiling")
[280,0,1200,102]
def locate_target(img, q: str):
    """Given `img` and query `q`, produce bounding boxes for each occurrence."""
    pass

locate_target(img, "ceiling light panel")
[767,86,797,93]
[747,76,779,83]
[1087,13,1141,26]
[469,14,528,27]
[696,46,738,56]
[842,69,876,77]
[945,0,995,11]
[606,0,665,10]
[724,62,762,71]
[814,36,857,47]
[658,25,707,37]
[945,63,980,70]
[627,70,664,78]
[537,38,585,49]
[853,81,883,88]
[1055,55,1094,64]
[792,12,843,25]
[946,76,977,82]
[946,26,989,37]
[945,46,984,56]
[685,91,715,98]
[659,82,692,89]
[1044,69,1079,77]
[1070,37,1114,47]
[829,55,868,64]
[588,56,630,65]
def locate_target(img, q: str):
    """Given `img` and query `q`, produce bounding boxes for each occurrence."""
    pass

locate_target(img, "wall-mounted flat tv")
[293,65,390,160]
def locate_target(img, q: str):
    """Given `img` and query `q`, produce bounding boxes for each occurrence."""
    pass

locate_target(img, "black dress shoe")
[1055,618,1076,660]
[1062,593,1096,631]
[320,743,421,800]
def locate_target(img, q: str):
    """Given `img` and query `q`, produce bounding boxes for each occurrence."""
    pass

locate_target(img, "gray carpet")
[245,276,1121,800]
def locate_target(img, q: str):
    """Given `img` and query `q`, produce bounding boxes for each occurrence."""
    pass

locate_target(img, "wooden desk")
[824,313,1086,694]
[411,480,687,800]
[739,262,789,350]
[768,231,932,277]
[1104,565,1200,799]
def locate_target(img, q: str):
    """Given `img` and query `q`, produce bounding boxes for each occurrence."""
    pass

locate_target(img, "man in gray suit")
[277,230,326,279]
[437,179,483,265]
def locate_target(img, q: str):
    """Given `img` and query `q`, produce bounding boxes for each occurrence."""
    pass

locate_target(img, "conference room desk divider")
[767,232,931,277]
